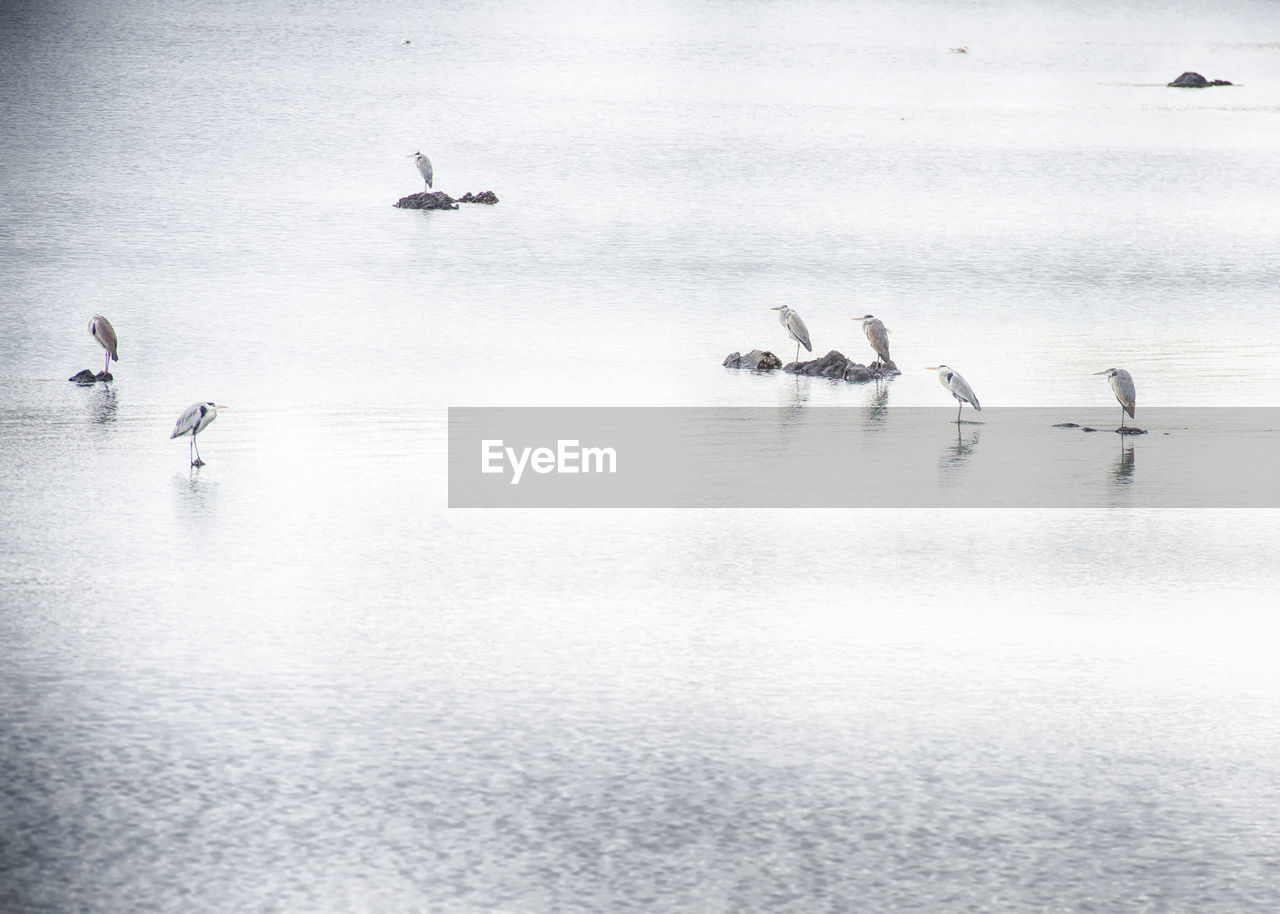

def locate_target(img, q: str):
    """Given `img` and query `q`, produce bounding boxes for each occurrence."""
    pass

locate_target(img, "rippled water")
[3,0,1280,910]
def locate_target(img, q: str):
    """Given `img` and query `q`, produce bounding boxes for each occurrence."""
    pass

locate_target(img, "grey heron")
[407,151,433,189]
[926,364,981,421]
[1094,368,1135,428]
[171,401,227,467]
[88,315,118,376]
[856,314,890,366]
[770,306,812,364]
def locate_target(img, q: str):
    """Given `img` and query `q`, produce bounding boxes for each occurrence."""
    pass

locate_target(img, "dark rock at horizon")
[1167,72,1233,88]
[394,190,500,209]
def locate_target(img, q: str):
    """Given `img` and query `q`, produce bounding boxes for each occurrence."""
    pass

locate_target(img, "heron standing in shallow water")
[89,315,117,376]
[770,306,812,364]
[407,151,433,189]
[856,314,891,366]
[926,365,981,421]
[171,402,227,467]
[1094,368,1136,428]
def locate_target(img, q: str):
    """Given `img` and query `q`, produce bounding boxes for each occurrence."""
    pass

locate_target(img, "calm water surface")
[3,0,1280,911]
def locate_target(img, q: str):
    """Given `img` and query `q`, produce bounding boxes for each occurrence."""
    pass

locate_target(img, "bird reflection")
[1112,436,1135,485]
[88,386,118,425]
[778,372,810,410]
[863,383,890,429]
[941,423,980,469]
[172,471,218,511]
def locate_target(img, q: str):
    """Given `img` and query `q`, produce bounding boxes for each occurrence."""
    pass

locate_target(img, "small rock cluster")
[723,349,898,383]
[394,190,499,209]
[1053,422,1148,435]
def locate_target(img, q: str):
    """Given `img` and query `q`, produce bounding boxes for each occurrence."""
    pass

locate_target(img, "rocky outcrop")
[394,190,500,209]
[1167,72,1232,88]
[783,350,899,382]
[69,369,112,384]
[723,350,783,370]
[1054,422,1147,435]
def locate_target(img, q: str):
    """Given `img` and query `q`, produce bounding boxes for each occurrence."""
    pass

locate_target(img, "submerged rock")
[1057,421,1148,435]
[69,369,111,384]
[782,350,899,383]
[394,190,500,209]
[723,350,783,371]
[1167,71,1232,87]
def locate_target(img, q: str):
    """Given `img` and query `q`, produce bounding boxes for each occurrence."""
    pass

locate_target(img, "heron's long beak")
[217,404,229,409]
[1091,370,1109,375]
[924,366,938,370]
[769,306,783,311]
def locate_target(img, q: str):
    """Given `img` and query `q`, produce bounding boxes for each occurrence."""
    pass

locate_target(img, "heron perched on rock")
[856,314,891,366]
[926,365,981,421]
[88,315,118,376]
[171,401,227,467]
[407,151,433,189]
[1094,368,1136,428]
[770,306,812,364]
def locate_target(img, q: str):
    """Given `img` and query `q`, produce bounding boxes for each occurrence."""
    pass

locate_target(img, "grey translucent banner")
[448,408,1280,508]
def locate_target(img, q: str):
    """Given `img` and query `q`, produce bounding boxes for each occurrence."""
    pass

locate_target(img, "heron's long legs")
[103,350,110,376]
[956,401,962,423]
[191,435,204,467]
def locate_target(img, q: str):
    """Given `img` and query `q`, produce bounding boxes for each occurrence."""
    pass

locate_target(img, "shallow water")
[3,0,1280,911]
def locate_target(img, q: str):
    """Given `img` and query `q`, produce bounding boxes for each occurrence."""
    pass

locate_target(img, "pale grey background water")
[3,0,1280,911]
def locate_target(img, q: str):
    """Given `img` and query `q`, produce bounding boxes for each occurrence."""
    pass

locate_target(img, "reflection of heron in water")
[1113,436,1136,484]
[942,423,980,468]
[863,383,890,428]
[89,385,118,425]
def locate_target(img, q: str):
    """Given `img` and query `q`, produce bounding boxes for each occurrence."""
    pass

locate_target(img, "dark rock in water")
[394,191,459,210]
[1117,426,1148,435]
[783,350,900,383]
[69,369,97,384]
[1052,422,1080,428]
[723,350,783,371]
[1081,427,1099,433]
[96,370,113,382]
[395,190,500,209]
[1167,71,1232,88]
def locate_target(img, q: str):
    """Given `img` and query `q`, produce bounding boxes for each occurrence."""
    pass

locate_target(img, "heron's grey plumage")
[410,151,433,189]
[857,314,890,364]
[89,314,118,375]
[171,401,224,466]
[1094,368,1136,425]
[770,305,812,363]
[928,364,980,421]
